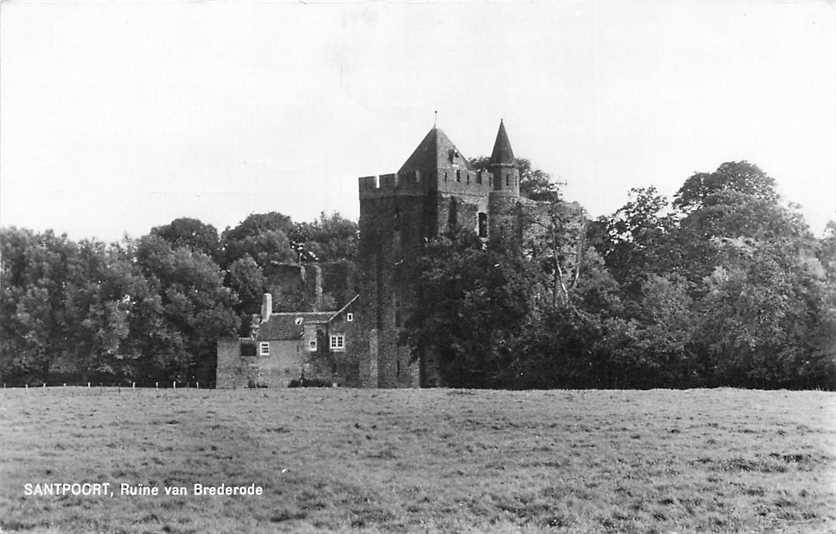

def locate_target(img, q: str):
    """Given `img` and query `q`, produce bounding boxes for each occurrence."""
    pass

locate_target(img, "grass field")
[0,388,834,533]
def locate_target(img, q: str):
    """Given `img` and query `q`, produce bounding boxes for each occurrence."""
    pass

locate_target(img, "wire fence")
[1,381,208,390]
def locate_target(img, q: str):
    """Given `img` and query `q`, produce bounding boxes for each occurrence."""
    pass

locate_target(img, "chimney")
[261,293,272,323]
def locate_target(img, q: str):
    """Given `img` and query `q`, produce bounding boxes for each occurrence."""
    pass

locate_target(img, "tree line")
[0,213,358,386]
[1,161,833,389]
[404,160,835,389]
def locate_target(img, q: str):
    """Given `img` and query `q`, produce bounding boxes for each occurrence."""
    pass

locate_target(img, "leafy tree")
[59,240,145,383]
[0,229,145,384]
[221,212,296,267]
[226,254,266,336]
[403,230,534,387]
[693,237,828,387]
[810,219,836,387]
[0,228,65,383]
[521,200,589,310]
[227,254,266,313]
[673,161,779,213]
[133,235,239,384]
[600,274,698,387]
[595,187,680,296]
[290,212,358,263]
[151,218,221,261]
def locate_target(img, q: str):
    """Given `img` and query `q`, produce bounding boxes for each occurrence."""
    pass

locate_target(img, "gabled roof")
[490,120,516,166]
[258,312,333,340]
[256,295,360,340]
[328,294,359,321]
[398,128,471,175]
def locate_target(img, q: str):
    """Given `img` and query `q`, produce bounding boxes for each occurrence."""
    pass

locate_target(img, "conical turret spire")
[489,119,515,166]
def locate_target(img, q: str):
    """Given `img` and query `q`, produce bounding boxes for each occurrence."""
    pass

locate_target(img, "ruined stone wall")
[216,338,245,388]
[249,340,302,387]
[320,260,357,310]
[436,193,488,236]
[264,263,309,311]
[489,192,523,248]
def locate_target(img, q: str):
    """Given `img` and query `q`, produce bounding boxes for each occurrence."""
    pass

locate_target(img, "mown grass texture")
[0,388,834,533]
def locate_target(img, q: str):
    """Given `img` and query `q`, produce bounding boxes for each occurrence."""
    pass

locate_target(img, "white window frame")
[330,334,345,351]
[346,312,354,322]
[258,342,270,356]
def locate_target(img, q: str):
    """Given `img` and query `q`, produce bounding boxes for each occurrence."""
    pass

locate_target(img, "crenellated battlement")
[359,168,496,198]
[358,168,431,198]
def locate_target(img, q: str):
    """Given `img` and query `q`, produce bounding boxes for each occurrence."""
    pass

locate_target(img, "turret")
[488,119,519,196]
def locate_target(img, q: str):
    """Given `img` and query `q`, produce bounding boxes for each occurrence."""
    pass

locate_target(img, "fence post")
[155,382,158,390]
[196,381,200,390]
[173,381,176,390]
[132,382,135,389]
[43,383,46,389]
[87,382,91,388]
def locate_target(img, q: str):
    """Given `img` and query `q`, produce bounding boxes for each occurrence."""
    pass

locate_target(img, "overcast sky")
[2,0,834,241]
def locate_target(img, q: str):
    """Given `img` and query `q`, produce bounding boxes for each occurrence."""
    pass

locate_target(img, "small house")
[217,293,360,388]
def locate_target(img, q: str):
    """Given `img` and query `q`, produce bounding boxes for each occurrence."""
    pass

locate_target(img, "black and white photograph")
[1,1,834,532]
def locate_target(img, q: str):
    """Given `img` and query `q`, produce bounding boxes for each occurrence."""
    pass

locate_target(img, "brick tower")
[357,121,522,387]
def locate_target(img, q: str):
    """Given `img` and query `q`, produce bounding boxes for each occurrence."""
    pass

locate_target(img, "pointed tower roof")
[398,127,470,175]
[489,119,516,166]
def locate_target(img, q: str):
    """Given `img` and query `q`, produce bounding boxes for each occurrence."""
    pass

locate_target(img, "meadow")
[0,388,834,533]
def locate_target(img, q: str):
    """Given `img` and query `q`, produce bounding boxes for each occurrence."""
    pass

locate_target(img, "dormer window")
[259,342,270,356]
[346,312,354,322]
[294,317,303,325]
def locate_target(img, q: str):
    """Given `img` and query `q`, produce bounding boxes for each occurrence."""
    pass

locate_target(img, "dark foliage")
[0,211,358,386]
[402,161,835,390]
[288,377,334,388]
[1,161,833,389]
